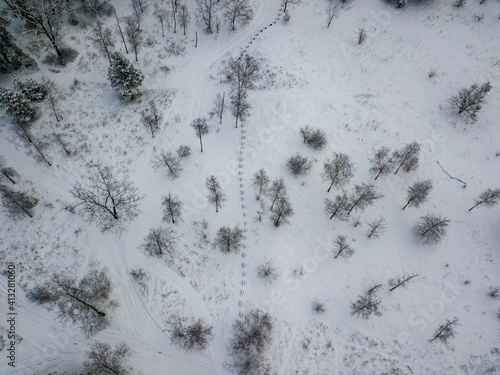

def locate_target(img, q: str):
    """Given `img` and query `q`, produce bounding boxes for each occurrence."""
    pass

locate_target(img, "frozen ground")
[0,0,499,374]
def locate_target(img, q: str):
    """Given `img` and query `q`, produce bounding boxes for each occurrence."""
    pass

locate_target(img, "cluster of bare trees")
[195,0,253,33]
[325,183,383,220]
[369,142,421,180]
[167,315,214,351]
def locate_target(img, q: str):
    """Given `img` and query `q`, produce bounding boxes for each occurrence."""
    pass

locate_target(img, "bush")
[168,315,214,351]
[299,125,327,150]
[257,260,280,284]
[176,145,191,158]
[287,153,312,175]
[312,298,326,314]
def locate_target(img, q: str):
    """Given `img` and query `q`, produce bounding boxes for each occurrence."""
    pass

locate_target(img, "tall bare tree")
[469,188,500,211]
[141,100,163,138]
[191,118,209,152]
[162,192,183,224]
[214,225,244,253]
[91,19,115,65]
[393,142,420,175]
[322,153,354,192]
[324,191,349,220]
[252,168,270,200]
[369,147,395,180]
[179,3,190,36]
[206,175,226,212]
[348,184,382,215]
[195,0,219,33]
[413,214,450,245]
[41,77,64,122]
[403,180,432,210]
[282,0,301,12]
[141,227,177,261]
[153,2,168,37]
[124,17,142,62]
[224,0,253,31]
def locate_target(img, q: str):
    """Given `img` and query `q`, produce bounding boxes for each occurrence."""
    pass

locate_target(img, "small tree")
[141,100,163,138]
[469,188,500,211]
[113,11,129,53]
[41,77,64,122]
[195,0,219,33]
[179,3,190,36]
[287,153,312,176]
[153,2,168,37]
[393,142,420,174]
[322,153,354,192]
[351,293,381,319]
[176,145,191,158]
[429,318,459,343]
[27,268,118,337]
[388,272,420,292]
[91,19,115,65]
[152,151,181,177]
[449,82,491,121]
[107,52,144,99]
[224,0,253,31]
[257,260,279,284]
[141,227,177,261]
[324,191,350,220]
[169,316,214,351]
[125,17,143,62]
[366,217,387,239]
[214,225,244,253]
[326,3,339,28]
[83,341,132,375]
[191,118,209,152]
[348,184,383,215]
[403,180,432,210]
[299,125,328,150]
[252,168,270,200]
[209,92,225,124]
[162,192,183,224]
[267,177,287,211]
[0,185,38,218]
[70,164,143,231]
[230,88,251,128]
[369,147,395,180]
[206,175,226,212]
[270,196,294,227]
[413,214,450,245]
[333,234,354,259]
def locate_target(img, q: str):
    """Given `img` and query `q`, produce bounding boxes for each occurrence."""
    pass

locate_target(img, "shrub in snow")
[300,125,328,150]
[429,318,459,343]
[168,315,214,351]
[489,287,500,300]
[351,293,382,319]
[312,298,327,314]
[83,341,132,375]
[107,52,144,99]
[257,260,280,284]
[176,144,191,158]
[287,153,312,175]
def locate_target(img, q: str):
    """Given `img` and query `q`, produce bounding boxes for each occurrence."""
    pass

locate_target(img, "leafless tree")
[366,217,387,239]
[168,315,214,351]
[91,19,115,65]
[0,185,38,218]
[83,341,132,375]
[125,17,142,62]
[413,214,450,245]
[230,87,251,128]
[322,153,354,192]
[351,293,381,319]
[176,145,191,158]
[429,318,459,343]
[270,196,294,227]
[388,272,420,292]
[152,151,181,177]
[153,2,168,37]
[299,125,328,150]
[191,117,209,152]
[348,184,383,215]
[214,225,244,253]
[224,55,260,94]
[393,142,420,174]
[209,92,225,124]
[195,0,219,33]
[282,0,301,12]
[27,268,118,337]
[0,157,19,184]
[287,153,312,175]
[206,175,226,212]
[257,260,280,284]
[367,283,383,296]
[168,0,178,33]
[41,77,64,122]
[162,192,182,224]
[357,28,367,44]
[324,191,350,220]
[403,180,432,210]
[333,234,354,259]
[449,82,491,121]
[179,3,190,36]
[370,147,395,180]
[50,125,71,156]
[252,168,270,200]
[141,100,163,138]
[113,10,129,53]
[141,227,177,261]
[130,0,143,29]
[224,0,253,31]
[469,188,500,211]
[326,2,339,28]
[70,164,143,232]
[267,177,287,211]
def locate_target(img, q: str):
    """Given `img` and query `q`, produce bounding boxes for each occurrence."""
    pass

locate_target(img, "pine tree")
[107,52,144,99]
[0,87,40,124]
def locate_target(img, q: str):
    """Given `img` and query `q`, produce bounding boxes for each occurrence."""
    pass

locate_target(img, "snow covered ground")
[0,0,499,373]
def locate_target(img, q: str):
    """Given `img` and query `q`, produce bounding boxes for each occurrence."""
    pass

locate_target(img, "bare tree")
[267,177,287,211]
[113,10,129,53]
[324,191,350,220]
[152,150,181,176]
[191,118,209,152]
[214,225,244,253]
[206,175,226,212]
[130,0,143,29]
[91,19,115,66]
[179,3,190,36]
[176,145,191,158]
[449,82,491,121]
[403,180,432,210]
[70,164,143,232]
[282,0,301,12]
[257,260,280,284]
[141,227,177,261]
[209,92,225,124]
[252,168,270,200]
[429,318,459,343]
[224,0,253,31]
[351,293,381,319]
[469,188,500,211]
[393,142,420,175]
[83,341,132,375]
[168,315,214,351]
[348,184,383,215]
[141,100,163,138]
[0,185,38,218]
[369,147,395,180]
[287,153,312,175]
[367,283,383,296]
[162,192,182,224]
[125,17,142,62]
[357,28,366,44]
[270,196,294,227]
[229,88,251,128]
[50,125,71,156]
[322,153,354,192]
[0,157,19,184]
[299,125,328,150]
[27,268,118,337]
[41,77,64,122]
[195,0,219,33]
[326,2,339,28]
[388,272,420,292]
[413,214,450,245]
[333,234,354,259]
[366,217,387,239]
[153,2,168,37]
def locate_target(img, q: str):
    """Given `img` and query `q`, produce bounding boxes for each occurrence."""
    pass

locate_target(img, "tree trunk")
[199,134,203,152]
[31,140,52,167]
[161,19,165,37]
[468,202,481,211]
[115,16,129,53]
[327,180,334,193]
[3,172,16,184]
[63,289,106,317]
[220,93,225,124]
[156,238,163,255]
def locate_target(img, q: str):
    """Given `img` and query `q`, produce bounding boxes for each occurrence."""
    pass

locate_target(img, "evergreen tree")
[107,52,144,99]
[0,87,39,124]
[0,25,35,74]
